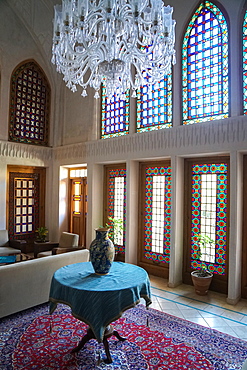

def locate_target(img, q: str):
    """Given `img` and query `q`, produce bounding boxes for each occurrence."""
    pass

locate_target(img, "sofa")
[0,249,89,318]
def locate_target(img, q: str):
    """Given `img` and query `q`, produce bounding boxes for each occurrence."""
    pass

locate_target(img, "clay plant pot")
[191,271,213,296]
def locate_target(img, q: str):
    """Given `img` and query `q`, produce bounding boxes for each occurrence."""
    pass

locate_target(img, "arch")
[182,1,229,125]
[9,59,50,146]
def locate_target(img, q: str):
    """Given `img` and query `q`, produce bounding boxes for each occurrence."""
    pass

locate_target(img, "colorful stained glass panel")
[101,88,129,138]
[144,166,172,264]
[137,67,172,132]
[107,168,126,253]
[191,163,228,275]
[182,1,228,125]
[243,10,247,115]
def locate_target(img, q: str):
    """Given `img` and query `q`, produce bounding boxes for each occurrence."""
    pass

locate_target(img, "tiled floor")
[146,275,247,341]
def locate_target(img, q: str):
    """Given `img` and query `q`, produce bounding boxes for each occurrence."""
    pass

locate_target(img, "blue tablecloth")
[49,261,152,342]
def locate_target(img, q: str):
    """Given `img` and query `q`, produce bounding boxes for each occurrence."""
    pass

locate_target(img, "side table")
[49,261,152,363]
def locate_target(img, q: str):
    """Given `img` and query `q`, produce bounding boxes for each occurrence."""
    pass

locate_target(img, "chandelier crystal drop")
[51,0,176,100]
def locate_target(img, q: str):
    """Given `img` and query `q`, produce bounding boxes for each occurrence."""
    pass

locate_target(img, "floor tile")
[149,275,247,341]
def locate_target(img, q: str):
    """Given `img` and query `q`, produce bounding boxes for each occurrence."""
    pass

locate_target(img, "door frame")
[138,160,171,278]
[183,156,230,294]
[7,165,46,251]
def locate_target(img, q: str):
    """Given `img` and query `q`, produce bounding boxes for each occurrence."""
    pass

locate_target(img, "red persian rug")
[1,303,247,369]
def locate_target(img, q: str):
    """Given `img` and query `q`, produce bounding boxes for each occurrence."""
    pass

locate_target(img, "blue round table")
[49,261,152,362]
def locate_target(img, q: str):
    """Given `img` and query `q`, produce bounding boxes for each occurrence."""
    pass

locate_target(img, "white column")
[168,155,184,287]
[86,162,104,248]
[0,163,7,229]
[227,151,243,304]
[125,160,139,264]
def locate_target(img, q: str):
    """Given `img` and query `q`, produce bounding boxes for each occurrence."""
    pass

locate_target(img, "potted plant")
[191,234,215,296]
[35,226,48,243]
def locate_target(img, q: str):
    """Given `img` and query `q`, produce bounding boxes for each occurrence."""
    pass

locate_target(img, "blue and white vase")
[89,228,115,275]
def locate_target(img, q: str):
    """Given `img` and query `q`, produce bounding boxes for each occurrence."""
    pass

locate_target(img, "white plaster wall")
[0,0,246,303]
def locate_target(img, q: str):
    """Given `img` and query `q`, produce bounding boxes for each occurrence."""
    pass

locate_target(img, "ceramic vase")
[89,228,115,275]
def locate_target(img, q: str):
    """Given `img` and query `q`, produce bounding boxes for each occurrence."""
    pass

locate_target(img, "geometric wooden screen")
[190,163,228,275]
[138,161,172,279]
[9,60,50,146]
[101,87,129,139]
[137,67,172,132]
[243,10,247,115]
[104,164,126,257]
[142,164,172,264]
[183,157,229,294]
[8,169,45,243]
[182,1,229,125]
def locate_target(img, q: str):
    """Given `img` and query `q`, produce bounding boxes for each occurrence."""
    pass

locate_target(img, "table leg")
[71,329,94,353]
[71,324,126,364]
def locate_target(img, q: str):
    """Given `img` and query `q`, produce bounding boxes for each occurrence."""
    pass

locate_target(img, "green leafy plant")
[105,217,124,245]
[36,226,48,242]
[194,234,215,277]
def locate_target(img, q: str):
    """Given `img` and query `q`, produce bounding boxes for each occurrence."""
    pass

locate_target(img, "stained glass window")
[182,1,229,125]
[243,10,247,115]
[106,167,126,254]
[143,165,172,264]
[191,163,228,275]
[9,61,50,145]
[136,67,172,132]
[101,87,129,138]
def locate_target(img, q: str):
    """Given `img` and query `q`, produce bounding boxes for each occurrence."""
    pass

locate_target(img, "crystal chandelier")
[51,0,176,100]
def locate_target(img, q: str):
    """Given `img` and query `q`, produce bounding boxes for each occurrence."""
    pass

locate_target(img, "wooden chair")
[34,232,82,258]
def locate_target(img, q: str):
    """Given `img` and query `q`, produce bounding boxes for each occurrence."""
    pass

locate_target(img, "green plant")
[194,234,215,277]
[105,217,124,245]
[36,226,48,242]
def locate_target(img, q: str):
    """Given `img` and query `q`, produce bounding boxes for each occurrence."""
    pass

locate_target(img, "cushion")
[59,232,79,248]
[0,230,9,246]
[0,246,21,256]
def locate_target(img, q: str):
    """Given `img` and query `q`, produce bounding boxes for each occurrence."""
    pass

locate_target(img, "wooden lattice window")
[139,162,172,265]
[136,66,172,132]
[8,166,46,243]
[182,1,229,124]
[104,164,126,255]
[9,60,50,146]
[101,87,129,139]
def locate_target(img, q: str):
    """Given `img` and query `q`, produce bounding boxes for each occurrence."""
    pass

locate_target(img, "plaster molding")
[53,115,247,162]
[0,141,52,161]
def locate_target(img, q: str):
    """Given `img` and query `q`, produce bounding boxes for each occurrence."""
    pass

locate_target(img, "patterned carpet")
[0,303,247,369]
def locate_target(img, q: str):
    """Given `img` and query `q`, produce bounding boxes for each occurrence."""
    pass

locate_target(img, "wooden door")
[138,161,172,278]
[7,165,46,253]
[69,177,87,247]
[183,157,229,294]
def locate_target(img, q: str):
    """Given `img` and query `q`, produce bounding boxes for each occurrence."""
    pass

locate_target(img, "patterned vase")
[89,228,115,275]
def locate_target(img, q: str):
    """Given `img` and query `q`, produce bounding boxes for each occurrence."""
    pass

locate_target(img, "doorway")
[138,161,172,278]
[69,168,87,247]
[7,165,46,253]
[183,157,230,294]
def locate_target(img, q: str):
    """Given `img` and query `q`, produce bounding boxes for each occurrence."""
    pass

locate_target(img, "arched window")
[243,9,247,115]
[182,1,229,125]
[136,67,172,132]
[9,60,50,146]
[101,88,129,139]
